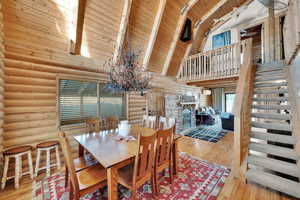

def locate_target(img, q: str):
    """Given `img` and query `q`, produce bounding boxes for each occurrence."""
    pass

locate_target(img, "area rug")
[33,153,230,200]
[184,122,230,143]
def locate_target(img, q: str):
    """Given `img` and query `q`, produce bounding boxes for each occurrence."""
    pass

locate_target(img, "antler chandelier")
[104,48,151,96]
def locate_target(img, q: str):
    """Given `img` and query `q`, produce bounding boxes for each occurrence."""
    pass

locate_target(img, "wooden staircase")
[245,62,300,198]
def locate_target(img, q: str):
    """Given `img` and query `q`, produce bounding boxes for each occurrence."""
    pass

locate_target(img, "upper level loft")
[176,0,290,84]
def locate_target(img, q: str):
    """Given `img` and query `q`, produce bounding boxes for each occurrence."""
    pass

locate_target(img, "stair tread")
[249,143,298,160]
[256,71,285,77]
[251,112,291,120]
[254,89,288,94]
[246,169,300,198]
[251,121,291,131]
[255,76,287,82]
[252,97,289,102]
[252,104,291,110]
[248,155,300,177]
[250,131,296,144]
[254,82,288,88]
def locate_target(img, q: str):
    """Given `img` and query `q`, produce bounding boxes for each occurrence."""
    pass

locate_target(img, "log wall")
[0,0,204,173]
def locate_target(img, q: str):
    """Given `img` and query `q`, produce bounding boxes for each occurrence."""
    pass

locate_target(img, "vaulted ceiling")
[2,0,251,77]
[129,0,251,76]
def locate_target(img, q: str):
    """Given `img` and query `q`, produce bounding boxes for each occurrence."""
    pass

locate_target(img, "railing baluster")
[179,40,250,82]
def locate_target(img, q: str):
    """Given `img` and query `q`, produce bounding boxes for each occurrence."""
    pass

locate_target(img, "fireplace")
[165,95,197,133]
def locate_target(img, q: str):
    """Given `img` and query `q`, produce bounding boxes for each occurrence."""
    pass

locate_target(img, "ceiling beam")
[198,0,230,24]
[175,0,230,77]
[161,0,199,75]
[71,0,87,55]
[193,0,254,54]
[143,0,167,68]
[113,0,133,63]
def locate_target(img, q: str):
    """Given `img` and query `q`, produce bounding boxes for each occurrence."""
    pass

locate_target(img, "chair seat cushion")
[3,145,32,156]
[37,141,59,148]
[77,164,107,191]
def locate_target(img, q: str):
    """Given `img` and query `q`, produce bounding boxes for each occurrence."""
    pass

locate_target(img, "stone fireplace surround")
[165,95,197,133]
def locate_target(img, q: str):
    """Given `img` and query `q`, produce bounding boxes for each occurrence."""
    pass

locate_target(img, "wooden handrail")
[232,38,255,180]
[178,40,248,82]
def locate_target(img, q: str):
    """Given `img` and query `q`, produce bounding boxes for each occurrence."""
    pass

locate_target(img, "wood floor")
[0,133,297,200]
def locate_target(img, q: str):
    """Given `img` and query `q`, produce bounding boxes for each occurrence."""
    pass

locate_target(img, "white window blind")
[59,79,126,126]
[59,80,98,125]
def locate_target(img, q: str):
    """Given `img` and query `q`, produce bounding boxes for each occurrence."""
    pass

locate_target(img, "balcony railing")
[177,39,251,82]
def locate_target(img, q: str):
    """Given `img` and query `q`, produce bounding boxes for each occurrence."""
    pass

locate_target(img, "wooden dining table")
[73,128,182,200]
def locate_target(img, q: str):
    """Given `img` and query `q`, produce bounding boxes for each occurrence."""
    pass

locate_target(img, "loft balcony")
[177,39,251,84]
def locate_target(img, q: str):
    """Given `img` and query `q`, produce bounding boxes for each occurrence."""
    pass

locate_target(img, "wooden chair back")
[106,116,119,130]
[58,132,80,195]
[155,126,174,167]
[85,118,102,133]
[158,116,167,130]
[142,115,157,129]
[133,130,157,182]
[142,115,148,127]
[167,118,176,129]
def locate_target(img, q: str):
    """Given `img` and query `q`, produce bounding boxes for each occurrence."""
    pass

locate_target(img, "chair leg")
[131,188,137,200]
[46,149,51,177]
[151,175,157,198]
[65,166,69,188]
[1,156,9,189]
[154,170,159,195]
[14,156,20,189]
[55,146,61,169]
[35,149,41,177]
[69,181,73,200]
[28,151,34,179]
[169,163,174,184]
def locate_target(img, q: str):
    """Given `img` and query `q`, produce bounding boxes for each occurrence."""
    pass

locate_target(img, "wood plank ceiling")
[146,0,250,76]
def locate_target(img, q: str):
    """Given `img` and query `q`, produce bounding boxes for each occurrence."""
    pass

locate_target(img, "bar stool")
[35,141,61,177]
[1,145,34,189]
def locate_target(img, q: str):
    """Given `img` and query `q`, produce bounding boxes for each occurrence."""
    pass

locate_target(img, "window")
[99,84,126,118]
[225,93,235,113]
[212,31,231,49]
[59,79,126,126]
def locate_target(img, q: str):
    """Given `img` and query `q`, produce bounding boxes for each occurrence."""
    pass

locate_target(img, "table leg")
[78,144,84,157]
[173,140,179,175]
[107,167,118,200]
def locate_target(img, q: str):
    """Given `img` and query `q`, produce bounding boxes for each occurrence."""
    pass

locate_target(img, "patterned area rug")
[184,121,230,143]
[33,153,230,200]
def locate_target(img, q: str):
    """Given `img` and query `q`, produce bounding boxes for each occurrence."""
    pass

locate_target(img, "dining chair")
[158,116,168,130]
[143,115,157,129]
[116,130,157,199]
[167,118,176,129]
[85,118,102,133]
[58,132,98,188]
[142,115,148,127]
[154,126,174,194]
[106,116,119,130]
[58,131,107,200]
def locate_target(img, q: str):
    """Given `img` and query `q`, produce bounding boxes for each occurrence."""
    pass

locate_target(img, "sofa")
[220,112,234,131]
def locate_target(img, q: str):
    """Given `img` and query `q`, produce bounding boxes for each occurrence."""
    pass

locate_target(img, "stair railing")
[232,38,255,180]
[177,40,247,82]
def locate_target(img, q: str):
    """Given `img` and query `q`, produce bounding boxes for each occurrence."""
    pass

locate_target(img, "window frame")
[225,93,235,113]
[57,75,128,127]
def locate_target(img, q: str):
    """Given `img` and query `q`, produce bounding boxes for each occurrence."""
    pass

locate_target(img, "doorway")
[240,24,263,64]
